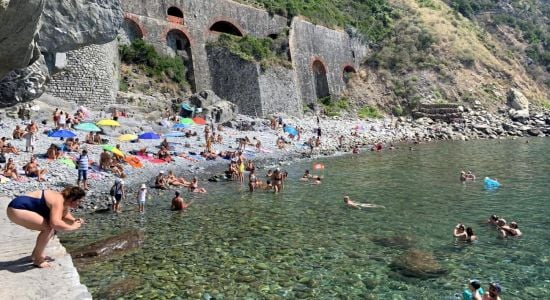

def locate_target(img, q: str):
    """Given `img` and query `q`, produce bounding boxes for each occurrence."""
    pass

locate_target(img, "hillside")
[236,0,550,114]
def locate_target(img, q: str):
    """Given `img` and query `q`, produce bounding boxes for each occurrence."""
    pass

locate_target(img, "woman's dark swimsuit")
[8,190,50,219]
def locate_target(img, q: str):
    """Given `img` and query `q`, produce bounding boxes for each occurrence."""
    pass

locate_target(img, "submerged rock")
[389,249,448,279]
[97,276,144,299]
[371,235,416,249]
[70,230,144,260]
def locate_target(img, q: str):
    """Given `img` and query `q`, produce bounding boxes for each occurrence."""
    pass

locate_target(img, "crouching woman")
[6,186,86,268]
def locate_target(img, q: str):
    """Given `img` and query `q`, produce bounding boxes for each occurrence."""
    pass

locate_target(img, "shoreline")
[0,98,549,214]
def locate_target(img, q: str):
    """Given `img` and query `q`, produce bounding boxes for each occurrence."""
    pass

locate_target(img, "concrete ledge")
[0,197,91,300]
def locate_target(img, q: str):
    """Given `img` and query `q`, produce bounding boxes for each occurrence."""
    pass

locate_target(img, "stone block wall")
[258,66,301,117]
[48,41,119,107]
[207,46,301,117]
[121,0,288,93]
[289,18,364,104]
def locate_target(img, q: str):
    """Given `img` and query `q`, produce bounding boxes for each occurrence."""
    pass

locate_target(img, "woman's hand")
[75,217,85,225]
[72,221,82,230]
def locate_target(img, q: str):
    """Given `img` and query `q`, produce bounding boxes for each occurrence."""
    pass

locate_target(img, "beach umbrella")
[48,129,77,138]
[284,125,298,136]
[138,132,160,140]
[118,134,138,142]
[192,117,207,125]
[165,131,185,138]
[103,145,125,157]
[96,119,120,127]
[74,122,101,132]
[179,118,194,125]
[173,123,189,129]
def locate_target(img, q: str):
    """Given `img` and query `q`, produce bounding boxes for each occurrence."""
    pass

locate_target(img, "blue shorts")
[78,170,87,181]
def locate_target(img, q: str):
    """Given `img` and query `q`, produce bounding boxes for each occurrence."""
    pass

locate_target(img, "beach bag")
[109,185,115,196]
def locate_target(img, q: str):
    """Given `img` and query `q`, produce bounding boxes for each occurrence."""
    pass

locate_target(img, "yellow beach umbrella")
[97,119,120,127]
[103,145,125,157]
[118,134,138,142]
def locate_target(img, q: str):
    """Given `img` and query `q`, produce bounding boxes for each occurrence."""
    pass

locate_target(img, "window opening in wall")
[343,66,356,84]
[312,60,330,99]
[166,30,195,92]
[209,21,243,36]
[167,7,184,18]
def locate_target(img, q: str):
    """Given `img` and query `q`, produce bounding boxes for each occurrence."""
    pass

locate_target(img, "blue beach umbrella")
[165,131,185,138]
[173,123,189,129]
[284,125,298,136]
[48,129,77,138]
[74,122,101,132]
[138,132,160,140]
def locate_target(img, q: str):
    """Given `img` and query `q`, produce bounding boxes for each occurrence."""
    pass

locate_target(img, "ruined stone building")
[47,0,367,117]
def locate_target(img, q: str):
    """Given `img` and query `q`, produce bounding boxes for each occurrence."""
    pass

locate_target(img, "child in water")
[137,184,147,213]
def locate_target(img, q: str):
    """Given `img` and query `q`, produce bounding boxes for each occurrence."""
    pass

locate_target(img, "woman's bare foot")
[32,255,55,262]
[33,260,52,268]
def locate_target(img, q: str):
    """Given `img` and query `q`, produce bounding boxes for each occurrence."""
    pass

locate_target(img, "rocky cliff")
[0,0,122,107]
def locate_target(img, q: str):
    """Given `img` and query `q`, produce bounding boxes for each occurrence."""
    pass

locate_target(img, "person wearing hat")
[463,279,483,300]
[137,184,147,213]
[482,282,501,300]
[154,171,168,189]
[453,224,468,241]
[110,178,125,213]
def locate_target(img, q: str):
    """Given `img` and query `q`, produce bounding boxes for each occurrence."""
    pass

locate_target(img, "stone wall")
[289,18,363,104]
[258,66,301,117]
[48,41,119,107]
[121,0,288,93]
[207,46,301,117]
[207,46,261,116]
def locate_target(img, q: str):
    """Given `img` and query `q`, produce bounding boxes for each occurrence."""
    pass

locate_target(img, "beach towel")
[124,156,144,168]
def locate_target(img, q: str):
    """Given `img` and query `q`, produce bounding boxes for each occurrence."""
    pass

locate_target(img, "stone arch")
[208,19,244,36]
[120,17,145,45]
[342,65,357,84]
[166,29,195,92]
[167,6,184,24]
[311,59,330,99]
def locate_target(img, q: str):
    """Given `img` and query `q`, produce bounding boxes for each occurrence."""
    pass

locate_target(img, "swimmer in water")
[453,223,468,241]
[343,196,385,209]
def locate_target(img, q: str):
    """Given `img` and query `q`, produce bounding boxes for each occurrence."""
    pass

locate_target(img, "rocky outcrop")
[189,90,238,123]
[0,56,49,108]
[0,0,44,79]
[390,249,447,279]
[70,230,144,261]
[507,88,529,111]
[0,0,122,107]
[38,0,123,53]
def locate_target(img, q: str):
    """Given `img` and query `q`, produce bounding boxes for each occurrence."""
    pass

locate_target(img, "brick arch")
[166,6,184,25]
[123,13,147,38]
[342,63,357,83]
[161,25,194,47]
[310,56,330,99]
[207,17,245,36]
[310,56,328,74]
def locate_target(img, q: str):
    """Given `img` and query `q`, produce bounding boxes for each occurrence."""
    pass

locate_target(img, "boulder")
[204,100,238,124]
[0,56,49,108]
[389,249,448,279]
[70,230,144,261]
[0,0,122,107]
[0,0,44,79]
[507,88,529,111]
[527,128,541,136]
[509,108,530,120]
[189,90,223,108]
[38,0,123,53]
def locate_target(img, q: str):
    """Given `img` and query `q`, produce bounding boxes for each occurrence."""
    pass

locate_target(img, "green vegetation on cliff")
[119,39,187,84]
[207,33,292,69]
[239,0,549,113]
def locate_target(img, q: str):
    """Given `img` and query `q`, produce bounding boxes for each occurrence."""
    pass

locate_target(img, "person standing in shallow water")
[6,186,86,268]
[137,184,147,213]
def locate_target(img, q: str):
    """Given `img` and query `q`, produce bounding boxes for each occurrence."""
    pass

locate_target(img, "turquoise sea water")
[62,139,550,299]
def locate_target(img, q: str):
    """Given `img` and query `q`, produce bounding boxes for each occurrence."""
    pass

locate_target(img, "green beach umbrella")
[180,118,194,125]
[74,122,101,132]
